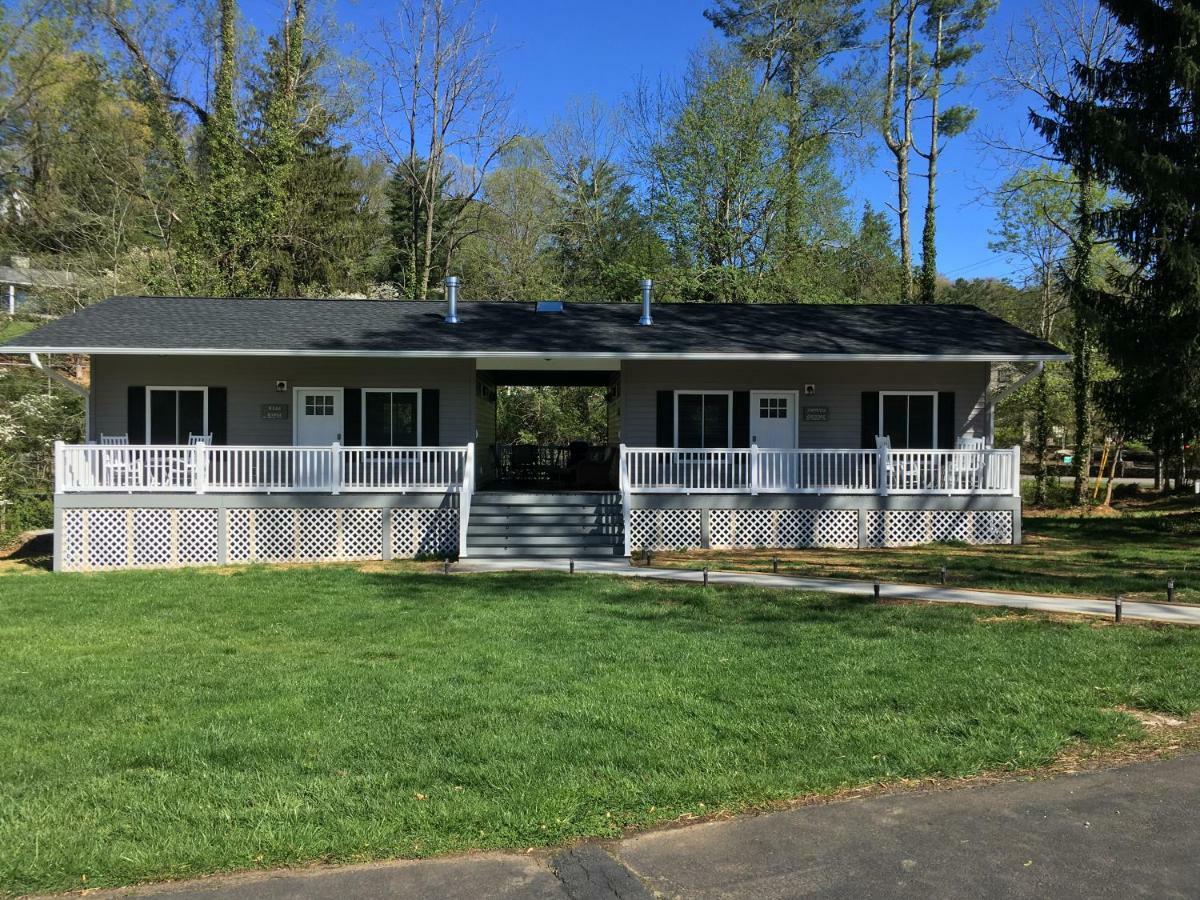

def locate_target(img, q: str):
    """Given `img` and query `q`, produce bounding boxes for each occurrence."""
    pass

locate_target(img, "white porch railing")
[621,445,1021,498]
[55,442,473,496]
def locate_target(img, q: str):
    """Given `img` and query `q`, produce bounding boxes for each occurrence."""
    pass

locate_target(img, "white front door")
[750,391,798,448]
[295,388,343,445]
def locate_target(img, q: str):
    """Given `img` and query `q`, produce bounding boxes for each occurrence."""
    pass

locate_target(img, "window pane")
[177,390,205,442]
[908,395,935,449]
[148,390,176,445]
[703,394,729,448]
[391,393,419,445]
[881,395,908,449]
[677,394,703,447]
[364,392,392,446]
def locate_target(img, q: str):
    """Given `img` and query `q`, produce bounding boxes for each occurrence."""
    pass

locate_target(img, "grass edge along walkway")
[457,558,1200,625]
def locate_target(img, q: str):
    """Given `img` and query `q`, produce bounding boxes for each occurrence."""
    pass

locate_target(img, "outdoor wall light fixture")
[275,380,288,392]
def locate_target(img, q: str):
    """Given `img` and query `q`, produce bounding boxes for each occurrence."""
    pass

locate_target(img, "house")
[0,280,1068,572]
[1,256,77,315]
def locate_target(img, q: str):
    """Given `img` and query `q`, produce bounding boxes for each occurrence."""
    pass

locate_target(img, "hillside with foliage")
[1,0,1199,540]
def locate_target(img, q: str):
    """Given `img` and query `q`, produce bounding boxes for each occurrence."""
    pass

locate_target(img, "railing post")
[195,441,207,495]
[459,443,474,558]
[1011,445,1022,498]
[54,440,65,494]
[750,443,759,496]
[620,444,632,557]
[331,442,341,495]
[877,443,889,497]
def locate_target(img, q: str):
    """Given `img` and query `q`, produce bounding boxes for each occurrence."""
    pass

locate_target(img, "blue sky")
[249,0,1047,283]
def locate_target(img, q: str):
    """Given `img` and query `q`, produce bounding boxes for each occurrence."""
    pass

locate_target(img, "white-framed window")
[758,396,788,419]
[304,394,336,417]
[674,390,733,448]
[146,386,208,445]
[879,391,937,450]
[363,389,421,446]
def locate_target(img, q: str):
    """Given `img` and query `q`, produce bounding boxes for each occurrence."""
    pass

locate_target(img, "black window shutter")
[343,388,361,446]
[860,391,880,449]
[127,386,146,443]
[937,391,956,449]
[208,387,227,445]
[732,391,750,447]
[421,389,440,445]
[656,391,674,446]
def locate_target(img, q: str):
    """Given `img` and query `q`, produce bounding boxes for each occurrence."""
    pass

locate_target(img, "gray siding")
[619,360,992,447]
[90,355,476,445]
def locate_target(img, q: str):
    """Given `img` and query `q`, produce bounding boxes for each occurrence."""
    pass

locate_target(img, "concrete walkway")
[457,557,1200,626]
[84,754,1200,898]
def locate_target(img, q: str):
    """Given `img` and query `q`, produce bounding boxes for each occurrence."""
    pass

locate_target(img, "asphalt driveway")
[81,753,1200,900]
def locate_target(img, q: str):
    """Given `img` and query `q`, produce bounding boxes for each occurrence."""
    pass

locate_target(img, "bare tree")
[370,0,516,300]
[995,0,1125,504]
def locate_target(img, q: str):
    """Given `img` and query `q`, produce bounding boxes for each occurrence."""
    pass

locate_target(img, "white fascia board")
[1,346,1073,363]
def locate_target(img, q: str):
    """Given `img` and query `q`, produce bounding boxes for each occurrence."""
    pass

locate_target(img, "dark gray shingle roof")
[0,295,1068,360]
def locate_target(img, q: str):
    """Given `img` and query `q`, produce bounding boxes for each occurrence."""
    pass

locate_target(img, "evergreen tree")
[247,20,386,294]
[1035,0,1200,487]
[181,0,257,295]
[387,159,467,298]
[705,0,865,261]
[843,205,904,302]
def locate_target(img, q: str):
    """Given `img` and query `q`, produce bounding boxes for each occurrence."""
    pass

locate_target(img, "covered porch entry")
[474,363,621,491]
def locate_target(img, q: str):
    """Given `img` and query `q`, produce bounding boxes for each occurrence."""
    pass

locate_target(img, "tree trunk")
[899,3,916,302]
[1033,368,1050,505]
[919,13,943,305]
[1102,437,1123,506]
[1069,167,1096,506]
[883,0,916,303]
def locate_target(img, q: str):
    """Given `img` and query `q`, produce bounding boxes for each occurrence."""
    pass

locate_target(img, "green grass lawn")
[3,566,1200,894]
[645,495,1200,604]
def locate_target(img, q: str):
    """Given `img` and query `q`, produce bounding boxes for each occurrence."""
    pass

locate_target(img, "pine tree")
[705,0,864,261]
[916,0,993,304]
[1035,0,1200,488]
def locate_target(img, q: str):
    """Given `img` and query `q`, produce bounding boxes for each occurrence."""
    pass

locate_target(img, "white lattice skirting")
[60,506,457,571]
[629,506,1014,552]
[864,509,1014,547]
[709,509,859,549]
[628,508,703,551]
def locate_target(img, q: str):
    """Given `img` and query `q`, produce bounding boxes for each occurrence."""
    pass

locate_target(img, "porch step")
[472,491,620,505]
[465,490,624,559]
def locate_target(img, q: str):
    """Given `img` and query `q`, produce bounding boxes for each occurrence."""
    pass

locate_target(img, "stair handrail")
[459,442,475,559]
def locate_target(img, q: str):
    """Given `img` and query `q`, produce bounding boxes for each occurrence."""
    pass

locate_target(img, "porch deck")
[51,442,1023,570]
[54,442,1021,499]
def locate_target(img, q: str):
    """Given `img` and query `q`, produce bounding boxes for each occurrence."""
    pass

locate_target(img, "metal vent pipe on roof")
[639,278,653,326]
[444,275,459,324]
